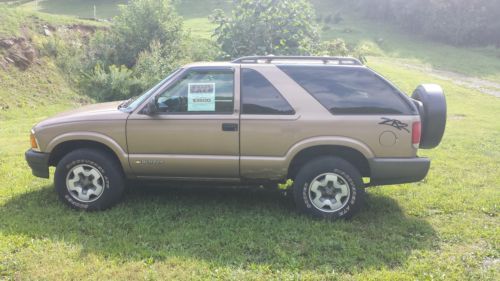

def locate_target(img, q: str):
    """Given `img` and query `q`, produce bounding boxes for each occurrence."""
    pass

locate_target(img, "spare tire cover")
[411,84,447,149]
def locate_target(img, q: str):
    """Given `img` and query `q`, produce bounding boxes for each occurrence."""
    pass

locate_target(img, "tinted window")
[278,65,413,115]
[241,68,295,115]
[156,70,234,114]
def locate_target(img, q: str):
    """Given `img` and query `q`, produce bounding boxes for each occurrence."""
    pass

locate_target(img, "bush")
[80,64,143,102]
[318,39,349,56]
[316,38,369,64]
[133,40,184,89]
[95,0,186,68]
[211,0,320,58]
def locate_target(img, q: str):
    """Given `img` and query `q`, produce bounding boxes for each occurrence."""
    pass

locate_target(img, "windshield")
[120,68,183,112]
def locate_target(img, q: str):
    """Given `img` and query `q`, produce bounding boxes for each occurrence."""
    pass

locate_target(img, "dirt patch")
[0,22,103,70]
[0,37,36,70]
[396,62,500,98]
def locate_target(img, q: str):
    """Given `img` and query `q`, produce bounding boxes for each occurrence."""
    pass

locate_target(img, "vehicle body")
[26,56,447,218]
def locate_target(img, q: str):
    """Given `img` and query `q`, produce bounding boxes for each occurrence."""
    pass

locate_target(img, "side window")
[278,65,413,115]
[156,70,234,114]
[241,68,295,115]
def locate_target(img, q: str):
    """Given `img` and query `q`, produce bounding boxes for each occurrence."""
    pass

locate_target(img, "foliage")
[356,0,500,47]
[211,0,320,58]
[37,0,192,101]
[80,64,143,102]
[110,0,185,67]
[133,40,183,89]
[318,38,349,56]
[315,38,368,63]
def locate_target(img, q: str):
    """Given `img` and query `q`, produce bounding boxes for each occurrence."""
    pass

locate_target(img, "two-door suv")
[26,56,446,219]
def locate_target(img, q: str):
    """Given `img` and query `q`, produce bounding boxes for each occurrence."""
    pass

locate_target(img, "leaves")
[211,0,320,58]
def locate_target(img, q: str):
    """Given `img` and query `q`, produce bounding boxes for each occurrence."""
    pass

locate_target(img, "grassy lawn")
[1,2,499,281]
[1,57,498,280]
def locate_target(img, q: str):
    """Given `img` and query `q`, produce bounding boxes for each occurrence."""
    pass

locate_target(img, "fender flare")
[46,132,131,173]
[284,136,374,168]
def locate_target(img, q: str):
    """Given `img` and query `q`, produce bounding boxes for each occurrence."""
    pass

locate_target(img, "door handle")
[222,123,238,131]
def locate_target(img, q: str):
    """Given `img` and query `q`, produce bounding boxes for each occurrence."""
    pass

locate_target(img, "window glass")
[278,65,413,115]
[241,68,295,115]
[156,70,234,114]
[123,68,182,111]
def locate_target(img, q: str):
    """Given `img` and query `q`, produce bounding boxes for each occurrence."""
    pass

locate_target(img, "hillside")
[0,5,98,120]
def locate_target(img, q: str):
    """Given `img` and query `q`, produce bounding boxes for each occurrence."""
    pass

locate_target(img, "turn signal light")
[30,132,38,150]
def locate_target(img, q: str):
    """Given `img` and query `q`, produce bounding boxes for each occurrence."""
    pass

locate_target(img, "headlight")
[30,129,40,151]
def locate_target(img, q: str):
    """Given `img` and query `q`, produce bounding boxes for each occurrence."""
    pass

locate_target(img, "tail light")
[412,121,421,148]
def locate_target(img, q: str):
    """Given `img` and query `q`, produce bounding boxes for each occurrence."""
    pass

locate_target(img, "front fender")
[45,132,131,174]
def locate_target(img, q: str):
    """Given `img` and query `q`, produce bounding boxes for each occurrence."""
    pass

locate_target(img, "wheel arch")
[47,134,130,175]
[287,145,371,181]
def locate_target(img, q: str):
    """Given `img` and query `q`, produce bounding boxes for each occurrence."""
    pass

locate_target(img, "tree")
[211,0,320,58]
[110,0,185,67]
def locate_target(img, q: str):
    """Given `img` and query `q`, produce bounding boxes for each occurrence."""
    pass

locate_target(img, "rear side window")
[241,68,295,115]
[278,65,413,115]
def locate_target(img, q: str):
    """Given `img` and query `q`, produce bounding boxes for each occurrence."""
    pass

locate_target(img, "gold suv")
[25,56,447,219]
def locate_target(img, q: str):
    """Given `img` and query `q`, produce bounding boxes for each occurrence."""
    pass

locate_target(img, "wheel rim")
[308,172,350,212]
[66,164,105,203]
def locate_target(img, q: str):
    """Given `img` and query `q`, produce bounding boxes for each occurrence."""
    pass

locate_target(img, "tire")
[54,148,125,211]
[292,157,365,219]
[411,84,447,149]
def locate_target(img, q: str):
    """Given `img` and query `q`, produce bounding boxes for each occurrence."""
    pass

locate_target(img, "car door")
[127,66,240,179]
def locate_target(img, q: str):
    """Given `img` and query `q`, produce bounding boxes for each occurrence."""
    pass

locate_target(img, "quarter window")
[278,65,413,115]
[241,68,295,115]
[156,70,234,114]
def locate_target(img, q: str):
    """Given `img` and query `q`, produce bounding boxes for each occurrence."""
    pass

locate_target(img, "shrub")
[111,0,185,67]
[133,40,183,89]
[318,39,350,56]
[211,0,320,58]
[80,64,143,102]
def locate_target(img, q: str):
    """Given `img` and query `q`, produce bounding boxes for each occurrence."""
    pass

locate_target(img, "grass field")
[1,2,499,280]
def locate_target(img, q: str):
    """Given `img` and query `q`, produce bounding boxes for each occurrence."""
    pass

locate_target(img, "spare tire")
[411,84,447,149]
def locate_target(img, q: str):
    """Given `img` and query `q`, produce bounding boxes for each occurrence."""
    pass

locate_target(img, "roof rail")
[231,56,363,65]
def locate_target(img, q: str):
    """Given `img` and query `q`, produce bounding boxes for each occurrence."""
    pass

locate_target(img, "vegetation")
[0,0,499,280]
[355,0,500,47]
[211,0,320,58]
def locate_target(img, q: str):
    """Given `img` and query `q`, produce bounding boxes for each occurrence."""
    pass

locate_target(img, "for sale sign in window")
[188,83,216,111]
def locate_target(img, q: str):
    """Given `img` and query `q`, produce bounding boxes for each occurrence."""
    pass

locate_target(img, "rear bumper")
[25,149,50,179]
[369,157,430,186]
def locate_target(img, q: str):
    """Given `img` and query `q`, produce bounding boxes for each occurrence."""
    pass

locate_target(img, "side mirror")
[143,98,158,115]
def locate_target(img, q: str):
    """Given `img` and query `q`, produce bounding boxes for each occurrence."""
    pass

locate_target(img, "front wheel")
[54,148,125,211]
[292,157,365,219]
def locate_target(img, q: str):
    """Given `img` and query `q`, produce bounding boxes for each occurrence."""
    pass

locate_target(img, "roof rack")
[231,56,363,65]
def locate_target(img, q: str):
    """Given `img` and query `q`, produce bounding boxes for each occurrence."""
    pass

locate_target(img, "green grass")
[1,2,499,280]
[1,57,498,280]
[21,0,127,19]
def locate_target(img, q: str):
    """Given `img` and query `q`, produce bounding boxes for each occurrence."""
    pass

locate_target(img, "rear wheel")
[292,157,365,219]
[54,148,124,211]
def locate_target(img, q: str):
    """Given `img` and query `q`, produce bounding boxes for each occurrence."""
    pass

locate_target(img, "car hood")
[35,101,130,128]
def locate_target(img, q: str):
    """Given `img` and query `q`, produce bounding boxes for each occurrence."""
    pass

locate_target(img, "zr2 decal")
[379,117,409,133]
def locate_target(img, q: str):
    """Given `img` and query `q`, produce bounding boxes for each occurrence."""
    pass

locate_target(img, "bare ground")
[397,62,500,98]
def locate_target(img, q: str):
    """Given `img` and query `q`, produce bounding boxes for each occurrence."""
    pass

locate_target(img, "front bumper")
[25,149,50,178]
[369,157,430,186]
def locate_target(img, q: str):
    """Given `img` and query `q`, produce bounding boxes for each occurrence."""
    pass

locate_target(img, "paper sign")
[188,83,216,111]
